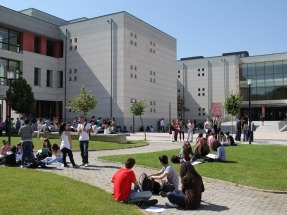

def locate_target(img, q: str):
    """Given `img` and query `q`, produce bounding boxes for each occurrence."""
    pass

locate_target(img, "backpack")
[138,172,161,194]
[171,155,180,163]
[3,152,17,166]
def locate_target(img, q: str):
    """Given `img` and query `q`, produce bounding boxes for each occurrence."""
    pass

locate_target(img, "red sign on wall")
[211,103,222,117]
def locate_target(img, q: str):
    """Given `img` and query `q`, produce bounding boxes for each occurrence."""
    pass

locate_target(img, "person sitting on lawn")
[40,143,63,165]
[0,140,11,157]
[191,138,210,162]
[224,131,237,146]
[36,138,52,160]
[195,133,203,146]
[165,162,204,209]
[150,155,179,197]
[111,157,158,206]
[179,141,193,163]
[211,140,226,162]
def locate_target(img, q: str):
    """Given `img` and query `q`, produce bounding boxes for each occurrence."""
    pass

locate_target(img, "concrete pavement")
[41,121,287,215]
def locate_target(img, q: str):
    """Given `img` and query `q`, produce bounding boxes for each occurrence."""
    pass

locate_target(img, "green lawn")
[100,144,287,191]
[2,136,148,151]
[0,167,141,215]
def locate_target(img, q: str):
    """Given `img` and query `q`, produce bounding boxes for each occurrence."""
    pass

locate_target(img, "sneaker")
[80,163,85,166]
[159,191,167,197]
[73,165,80,168]
[165,202,179,208]
[139,199,158,207]
[84,163,89,167]
[20,165,24,168]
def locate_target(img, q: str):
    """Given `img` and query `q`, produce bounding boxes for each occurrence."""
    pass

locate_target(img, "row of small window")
[198,93,205,96]
[150,41,156,47]
[34,68,63,88]
[198,73,205,76]
[68,76,77,81]
[150,101,156,105]
[150,78,156,83]
[198,88,205,91]
[150,48,156,53]
[198,108,206,116]
[69,38,78,43]
[69,69,77,74]
[130,73,137,78]
[150,71,156,76]
[150,108,156,113]
[198,68,205,71]
[69,45,77,50]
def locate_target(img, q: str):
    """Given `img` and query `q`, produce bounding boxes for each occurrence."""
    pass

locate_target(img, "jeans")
[61,147,76,166]
[167,189,185,207]
[128,189,152,203]
[41,157,63,165]
[187,130,193,142]
[21,141,33,166]
[79,140,89,164]
[161,126,165,133]
[179,131,184,141]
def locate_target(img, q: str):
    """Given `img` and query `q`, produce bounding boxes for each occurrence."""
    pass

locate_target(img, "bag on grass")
[171,155,180,163]
[138,172,161,194]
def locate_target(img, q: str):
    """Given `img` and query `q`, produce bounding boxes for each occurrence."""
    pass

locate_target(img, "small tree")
[224,92,243,134]
[66,86,97,117]
[8,77,36,117]
[131,99,147,140]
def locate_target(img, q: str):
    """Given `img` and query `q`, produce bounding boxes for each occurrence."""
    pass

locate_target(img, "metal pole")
[8,80,11,144]
[64,29,68,122]
[248,84,251,144]
[133,114,135,133]
[169,102,171,126]
[109,19,113,119]
[182,63,185,122]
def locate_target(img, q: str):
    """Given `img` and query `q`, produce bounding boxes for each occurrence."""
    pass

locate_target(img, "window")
[198,93,200,96]
[150,108,152,112]
[46,70,53,87]
[178,75,180,78]
[178,89,181,92]
[74,45,77,50]
[198,113,201,116]
[150,71,152,75]
[202,93,205,96]
[203,108,205,111]
[202,88,205,91]
[74,69,77,73]
[134,74,137,79]
[150,41,152,45]
[153,72,155,76]
[34,68,41,86]
[153,42,155,46]
[198,69,200,71]
[198,74,200,76]
[198,108,201,111]
[202,68,204,71]
[74,76,77,81]
[198,88,200,91]
[69,69,72,74]
[154,109,156,113]
[178,71,180,73]
[69,39,72,43]
[130,40,133,45]
[153,101,156,105]
[150,48,152,52]
[134,42,137,46]
[34,37,41,54]
[69,77,72,81]
[0,27,20,53]
[150,78,152,82]
[131,32,133,37]
[153,79,155,83]
[46,40,55,57]
[202,73,204,76]
[58,71,63,88]
[203,113,205,116]
[150,101,152,105]
[153,50,155,53]
[131,73,133,78]
[74,38,77,43]
[134,66,137,71]
[131,65,133,70]
[134,34,137,38]
[69,46,72,50]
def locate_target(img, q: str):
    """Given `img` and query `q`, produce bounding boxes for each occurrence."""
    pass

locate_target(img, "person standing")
[77,116,91,167]
[112,157,158,206]
[179,119,185,142]
[18,118,34,167]
[186,119,195,142]
[59,122,79,168]
[160,118,165,133]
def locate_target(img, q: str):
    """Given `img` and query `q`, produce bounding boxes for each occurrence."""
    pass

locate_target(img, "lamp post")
[7,71,15,144]
[131,98,135,133]
[247,79,252,144]
[107,19,113,119]
[0,95,5,119]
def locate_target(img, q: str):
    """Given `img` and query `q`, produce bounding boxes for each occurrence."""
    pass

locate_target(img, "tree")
[7,77,36,117]
[131,99,147,140]
[66,86,97,117]
[224,92,243,134]
[177,95,190,120]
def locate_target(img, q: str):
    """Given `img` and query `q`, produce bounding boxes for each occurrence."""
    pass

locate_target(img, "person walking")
[77,116,92,167]
[18,118,34,167]
[59,122,79,168]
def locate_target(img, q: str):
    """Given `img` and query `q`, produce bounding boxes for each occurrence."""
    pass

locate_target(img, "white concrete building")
[0,6,177,130]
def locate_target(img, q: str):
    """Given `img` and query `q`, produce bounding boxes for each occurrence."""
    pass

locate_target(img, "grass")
[100,144,287,191]
[0,167,142,215]
[2,136,148,151]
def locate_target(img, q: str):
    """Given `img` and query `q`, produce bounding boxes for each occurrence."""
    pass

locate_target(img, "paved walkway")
[41,121,287,215]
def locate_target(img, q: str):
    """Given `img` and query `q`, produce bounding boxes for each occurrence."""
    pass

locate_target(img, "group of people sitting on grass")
[112,155,205,209]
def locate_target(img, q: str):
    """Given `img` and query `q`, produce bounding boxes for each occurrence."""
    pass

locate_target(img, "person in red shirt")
[112,157,158,206]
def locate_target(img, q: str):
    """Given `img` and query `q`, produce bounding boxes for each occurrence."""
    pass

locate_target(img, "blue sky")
[1,0,287,59]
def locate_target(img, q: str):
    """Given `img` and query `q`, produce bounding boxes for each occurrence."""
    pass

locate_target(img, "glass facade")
[0,58,21,85]
[0,26,20,53]
[239,60,287,101]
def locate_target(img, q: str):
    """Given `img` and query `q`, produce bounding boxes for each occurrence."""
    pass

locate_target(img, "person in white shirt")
[160,118,165,133]
[77,116,92,167]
